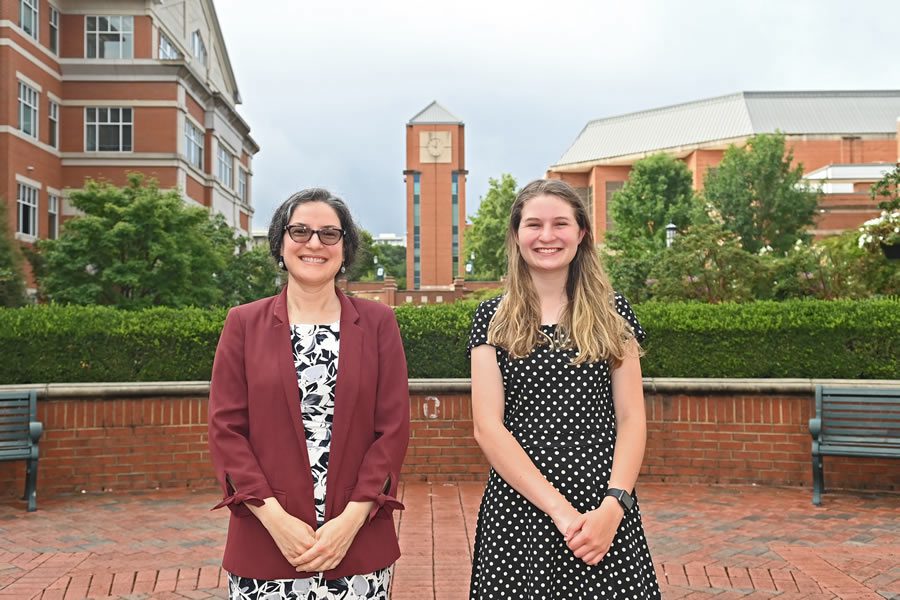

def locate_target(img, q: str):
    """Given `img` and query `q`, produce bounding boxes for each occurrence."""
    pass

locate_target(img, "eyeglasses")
[284,224,345,245]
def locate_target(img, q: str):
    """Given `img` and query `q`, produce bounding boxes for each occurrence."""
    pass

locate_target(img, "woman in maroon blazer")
[208,188,410,600]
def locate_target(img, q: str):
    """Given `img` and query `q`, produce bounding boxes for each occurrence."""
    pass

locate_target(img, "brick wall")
[1,387,897,500]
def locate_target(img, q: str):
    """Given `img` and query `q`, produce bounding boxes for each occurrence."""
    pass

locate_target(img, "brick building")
[404,101,467,289]
[546,91,900,240]
[1,0,258,288]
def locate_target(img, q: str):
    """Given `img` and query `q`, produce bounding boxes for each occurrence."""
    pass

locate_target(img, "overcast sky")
[214,0,899,237]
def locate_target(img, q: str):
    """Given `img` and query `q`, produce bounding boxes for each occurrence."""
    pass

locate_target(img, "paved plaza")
[0,482,897,599]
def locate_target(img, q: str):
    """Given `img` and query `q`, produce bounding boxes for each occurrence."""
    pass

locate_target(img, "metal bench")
[809,385,900,505]
[0,391,43,511]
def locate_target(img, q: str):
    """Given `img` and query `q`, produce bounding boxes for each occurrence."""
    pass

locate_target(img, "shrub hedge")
[0,297,896,384]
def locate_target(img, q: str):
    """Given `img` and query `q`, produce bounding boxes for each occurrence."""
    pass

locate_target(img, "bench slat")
[821,428,898,438]
[822,418,900,428]
[822,394,897,404]
[822,403,900,413]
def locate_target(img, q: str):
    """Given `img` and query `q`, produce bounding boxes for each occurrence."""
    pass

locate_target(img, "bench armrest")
[809,417,821,438]
[29,421,43,443]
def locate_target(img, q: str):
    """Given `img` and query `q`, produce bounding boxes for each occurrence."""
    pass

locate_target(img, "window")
[413,173,421,288]
[217,145,233,187]
[451,172,459,276]
[17,183,39,237]
[49,7,59,54]
[86,16,134,59]
[159,33,180,59]
[238,169,248,203]
[85,107,133,152]
[191,31,207,65]
[20,0,39,41]
[605,181,624,231]
[184,120,204,169]
[48,100,59,148]
[18,81,39,139]
[48,195,59,240]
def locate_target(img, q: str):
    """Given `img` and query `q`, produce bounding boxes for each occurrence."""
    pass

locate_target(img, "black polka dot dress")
[467,294,661,600]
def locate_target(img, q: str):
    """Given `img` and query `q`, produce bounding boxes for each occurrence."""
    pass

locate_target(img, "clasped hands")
[553,496,624,567]
[260,500,370,573]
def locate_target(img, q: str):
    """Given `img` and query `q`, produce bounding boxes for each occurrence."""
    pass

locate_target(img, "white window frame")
[238,168,248,203]
[48,100,59,148]
[85,107,133,152]
[184,120,204,170]
[86,15,134,59]
[17,183,39,238]
[159,32,180,59]
[191,30,207,66]
[217,144,233,188]
[49,6,59,54]
[47,194,59,240]
[18,81,39,139]
[20,0,39,41]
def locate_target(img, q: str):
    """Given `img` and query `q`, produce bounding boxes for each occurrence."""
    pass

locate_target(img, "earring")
[278,256,286,271]
[340,263,346,274]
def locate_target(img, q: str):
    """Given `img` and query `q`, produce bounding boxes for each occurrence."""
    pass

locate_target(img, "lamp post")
[374,255,384,281]
[665,223,677,248]
[465,251,475,275]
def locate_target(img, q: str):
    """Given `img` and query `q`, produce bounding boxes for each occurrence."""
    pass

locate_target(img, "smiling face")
[281,201,344,285]
[515,193,586,275]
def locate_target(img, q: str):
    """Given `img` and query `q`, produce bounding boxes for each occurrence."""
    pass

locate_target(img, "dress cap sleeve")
[613,292,646,344]
[466,296,502,358]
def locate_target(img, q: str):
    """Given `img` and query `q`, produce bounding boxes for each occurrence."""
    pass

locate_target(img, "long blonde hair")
[486,179,638,366]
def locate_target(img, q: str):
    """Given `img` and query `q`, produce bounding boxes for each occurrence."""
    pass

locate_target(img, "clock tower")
[405,101,467,289]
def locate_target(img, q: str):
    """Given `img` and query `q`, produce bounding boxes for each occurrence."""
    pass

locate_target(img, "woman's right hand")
[248,497,317,566]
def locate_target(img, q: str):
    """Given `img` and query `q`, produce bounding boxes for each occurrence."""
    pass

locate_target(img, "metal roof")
[409,101,463,125]
[553,91,900,168]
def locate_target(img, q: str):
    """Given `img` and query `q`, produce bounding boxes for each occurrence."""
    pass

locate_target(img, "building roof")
[803,163,894,182]
[552,91,900,168]
[409,101,463,125]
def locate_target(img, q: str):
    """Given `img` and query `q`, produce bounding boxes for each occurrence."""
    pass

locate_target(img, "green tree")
[703,133,820,255]
[218,241,282,305]
[602,154,699,301]
[870,162,900,212]
[605,153,698,250]
[373,243,406,288]
[0,199,27,307]
[466,174,518,279]
[649,223,765,303]
[34,174,230,308]
[345,229,375,281]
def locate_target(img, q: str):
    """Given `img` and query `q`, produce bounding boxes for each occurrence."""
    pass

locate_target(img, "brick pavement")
[0,483,897,599]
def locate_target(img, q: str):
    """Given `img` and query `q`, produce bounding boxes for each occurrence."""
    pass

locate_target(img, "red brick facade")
[2,386,896,499]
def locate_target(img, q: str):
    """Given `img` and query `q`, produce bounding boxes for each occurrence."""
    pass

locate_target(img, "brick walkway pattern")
[0,483,897,599]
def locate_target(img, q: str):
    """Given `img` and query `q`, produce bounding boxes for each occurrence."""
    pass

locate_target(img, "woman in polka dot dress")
[467,179,661,599]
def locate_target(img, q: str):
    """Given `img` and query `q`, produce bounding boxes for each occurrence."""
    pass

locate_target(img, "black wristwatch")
[605,487,634,512]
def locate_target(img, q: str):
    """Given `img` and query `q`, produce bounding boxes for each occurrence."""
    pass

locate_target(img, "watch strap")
[605,487,634,512]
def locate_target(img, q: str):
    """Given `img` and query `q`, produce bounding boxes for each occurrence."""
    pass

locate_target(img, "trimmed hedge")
[635,299,898,379]
[0,298,896,384]
[0,305,226,383]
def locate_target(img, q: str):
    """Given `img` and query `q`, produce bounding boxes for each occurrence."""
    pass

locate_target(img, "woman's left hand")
[565,497,624,566]
[292,501,370,572]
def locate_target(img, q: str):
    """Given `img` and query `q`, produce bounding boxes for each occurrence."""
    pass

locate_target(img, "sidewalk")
[0,482,897,599]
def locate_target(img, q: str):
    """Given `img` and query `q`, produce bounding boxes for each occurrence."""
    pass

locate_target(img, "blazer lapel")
[325,289,362,518]
[273,286,313,474]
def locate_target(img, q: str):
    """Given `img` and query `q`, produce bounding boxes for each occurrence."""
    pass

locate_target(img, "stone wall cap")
[1,378,897,399]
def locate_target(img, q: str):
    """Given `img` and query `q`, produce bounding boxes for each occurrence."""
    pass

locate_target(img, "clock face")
[427,136,443,157]
[419,131,452,163]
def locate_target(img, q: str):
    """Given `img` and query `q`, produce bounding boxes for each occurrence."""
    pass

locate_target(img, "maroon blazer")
[208,286,410,580]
